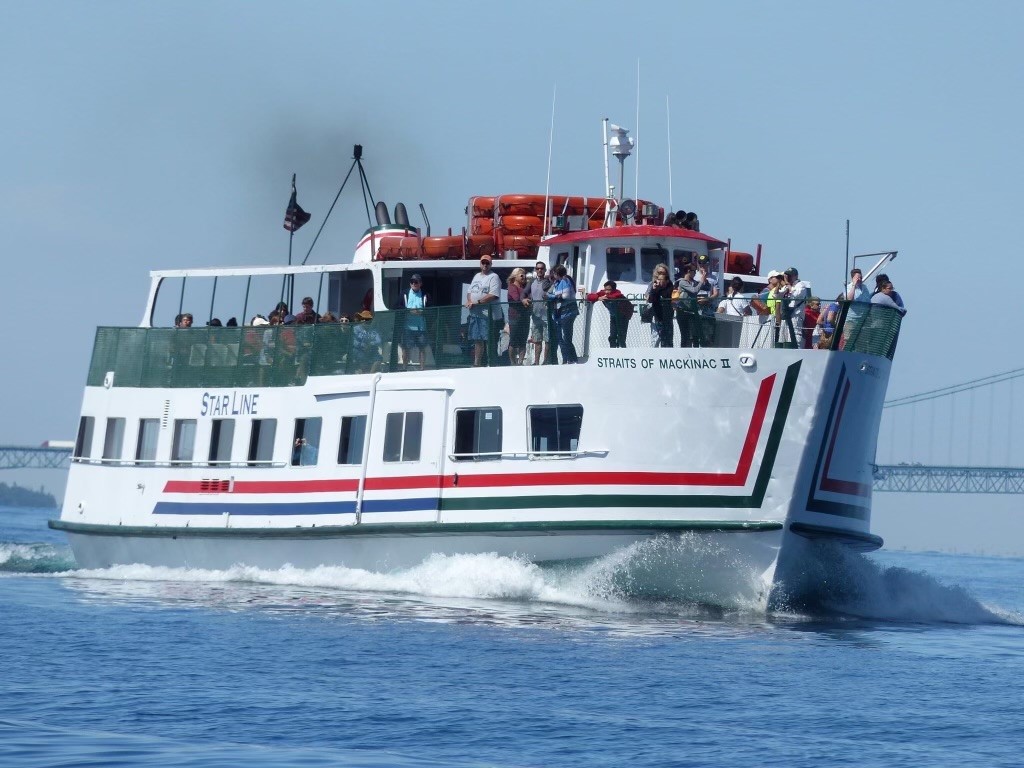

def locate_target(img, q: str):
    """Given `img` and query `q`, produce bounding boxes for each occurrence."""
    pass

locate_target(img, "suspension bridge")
[2,367,1022,493]
[874,366,1024,493]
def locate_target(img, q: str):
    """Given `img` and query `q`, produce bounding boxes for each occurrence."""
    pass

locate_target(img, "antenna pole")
[666,96,673,211]
[602,118,612,225]
[844,219,850,291]
[634,60,640,201]
[543,85,556,237]
[301,149,361,266]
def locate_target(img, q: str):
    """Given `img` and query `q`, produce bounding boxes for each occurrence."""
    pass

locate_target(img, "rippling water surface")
[1,506,1021,767]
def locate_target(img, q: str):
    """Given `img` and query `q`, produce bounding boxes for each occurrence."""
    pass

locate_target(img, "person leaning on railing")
[647,263,675,348]
[547,264,580,364]
[586,280,631,348]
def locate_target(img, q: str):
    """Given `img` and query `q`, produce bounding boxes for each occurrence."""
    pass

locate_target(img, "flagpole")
[287,175,295,310]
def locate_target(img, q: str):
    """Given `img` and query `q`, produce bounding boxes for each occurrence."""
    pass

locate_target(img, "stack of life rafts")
[373,194,755,272]
[374,195,664,261]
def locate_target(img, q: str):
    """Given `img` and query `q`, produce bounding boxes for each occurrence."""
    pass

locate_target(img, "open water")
[1,504,1021,768]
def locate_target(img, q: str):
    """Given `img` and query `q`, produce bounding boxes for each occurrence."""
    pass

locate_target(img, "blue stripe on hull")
[153,497,441,516]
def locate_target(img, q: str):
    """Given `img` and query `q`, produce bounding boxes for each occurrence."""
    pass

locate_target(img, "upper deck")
[88,299,902,389]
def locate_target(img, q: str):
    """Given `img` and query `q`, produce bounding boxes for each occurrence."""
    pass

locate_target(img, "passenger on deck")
[586,280,630,348]
[319,311,336,323]
[804,298,821,349]
[873,273,906,312]
[693,257,720,346]
[817,294,842,348]
[870,281,907,315]
[400,274,430,369]
[526,262,553,365]
[781,267,810,347]
[717,277,752,317]
[547,265,579,364]
[647,263,675,348]
[175,313,193,329]
[672,264,699,348]
[295,297,318,325]
[506,268,530,365]
[465,256,501,366]
[351,310,382,373]
[842,268,871,345]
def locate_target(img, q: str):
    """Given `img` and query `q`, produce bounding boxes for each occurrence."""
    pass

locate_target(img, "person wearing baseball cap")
[400,273,429,369]
[465,256,501,365]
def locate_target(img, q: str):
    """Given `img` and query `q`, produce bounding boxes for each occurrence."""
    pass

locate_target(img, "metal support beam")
[0,446,72,470]
[873,464,1024,494]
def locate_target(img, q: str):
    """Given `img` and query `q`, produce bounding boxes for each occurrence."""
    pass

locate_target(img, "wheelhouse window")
[383,412,422,462]
[102,418,125,463]
[208,419,235,466]
[74,416,95,460]
[135,419,160,463]
[453,408,502,461]
[248,419,277,466]
[528,405,583,457]
[338,415,367,465]
[291,417,322,466]
[171,419,197,463]
[606,248,636,282]
[640,247,669,282]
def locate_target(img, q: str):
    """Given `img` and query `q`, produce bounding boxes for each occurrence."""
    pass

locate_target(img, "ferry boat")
[50,127,903,604]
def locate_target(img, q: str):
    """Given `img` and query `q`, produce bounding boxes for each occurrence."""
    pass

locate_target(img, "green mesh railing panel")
[86,299,902,388]
[835,302,903,360]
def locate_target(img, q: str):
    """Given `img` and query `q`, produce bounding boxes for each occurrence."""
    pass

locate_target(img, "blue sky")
[2,1,1021,552]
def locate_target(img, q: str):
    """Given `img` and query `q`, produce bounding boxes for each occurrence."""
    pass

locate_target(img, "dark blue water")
[2,505,1022,767]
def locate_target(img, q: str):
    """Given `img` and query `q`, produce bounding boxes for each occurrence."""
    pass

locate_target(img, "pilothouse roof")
[542,225,727,249]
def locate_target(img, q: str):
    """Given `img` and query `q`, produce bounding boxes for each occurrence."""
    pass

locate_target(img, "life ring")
[470,216,494,235]
[495,194,548,216]
[726,251,755,275]
[376,236,422,260]
[465,235,496,258]
[496,214,545,235]
[421,235,464,259]
[498,234,541,255]
[469,196,495,218]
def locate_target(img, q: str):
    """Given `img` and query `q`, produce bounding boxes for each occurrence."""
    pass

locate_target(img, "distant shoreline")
[0,482,57,509]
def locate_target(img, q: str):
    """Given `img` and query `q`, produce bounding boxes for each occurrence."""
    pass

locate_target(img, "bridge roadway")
[3,446,1023,494]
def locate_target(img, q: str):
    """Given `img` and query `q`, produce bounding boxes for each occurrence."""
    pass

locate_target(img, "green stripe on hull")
[49,518,783,539]
[442,360,802,514]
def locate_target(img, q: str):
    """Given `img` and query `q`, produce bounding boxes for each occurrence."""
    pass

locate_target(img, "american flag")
[283,177,311,232]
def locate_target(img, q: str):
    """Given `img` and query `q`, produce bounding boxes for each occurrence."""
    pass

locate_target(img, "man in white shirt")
[782,267,810,346]
[843,267,871,344]
[465,256,501,365]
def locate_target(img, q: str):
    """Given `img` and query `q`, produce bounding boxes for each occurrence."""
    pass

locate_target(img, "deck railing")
[87,300,902,388]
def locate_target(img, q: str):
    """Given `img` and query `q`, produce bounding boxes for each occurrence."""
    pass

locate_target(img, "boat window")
[74,416,95,460]
[135,419,160,463]
[606,248,636,282]
[338,415,367,465]
[208,419,235,466]
[291,417,322,467]
[383,411,423,463]
[528,405,583,457]
[329,269,374,317]
[171,419,196,463]
[640,247,669,282]
[247,419,277,466]
[453,408,502,461]
[102,418,125,463]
